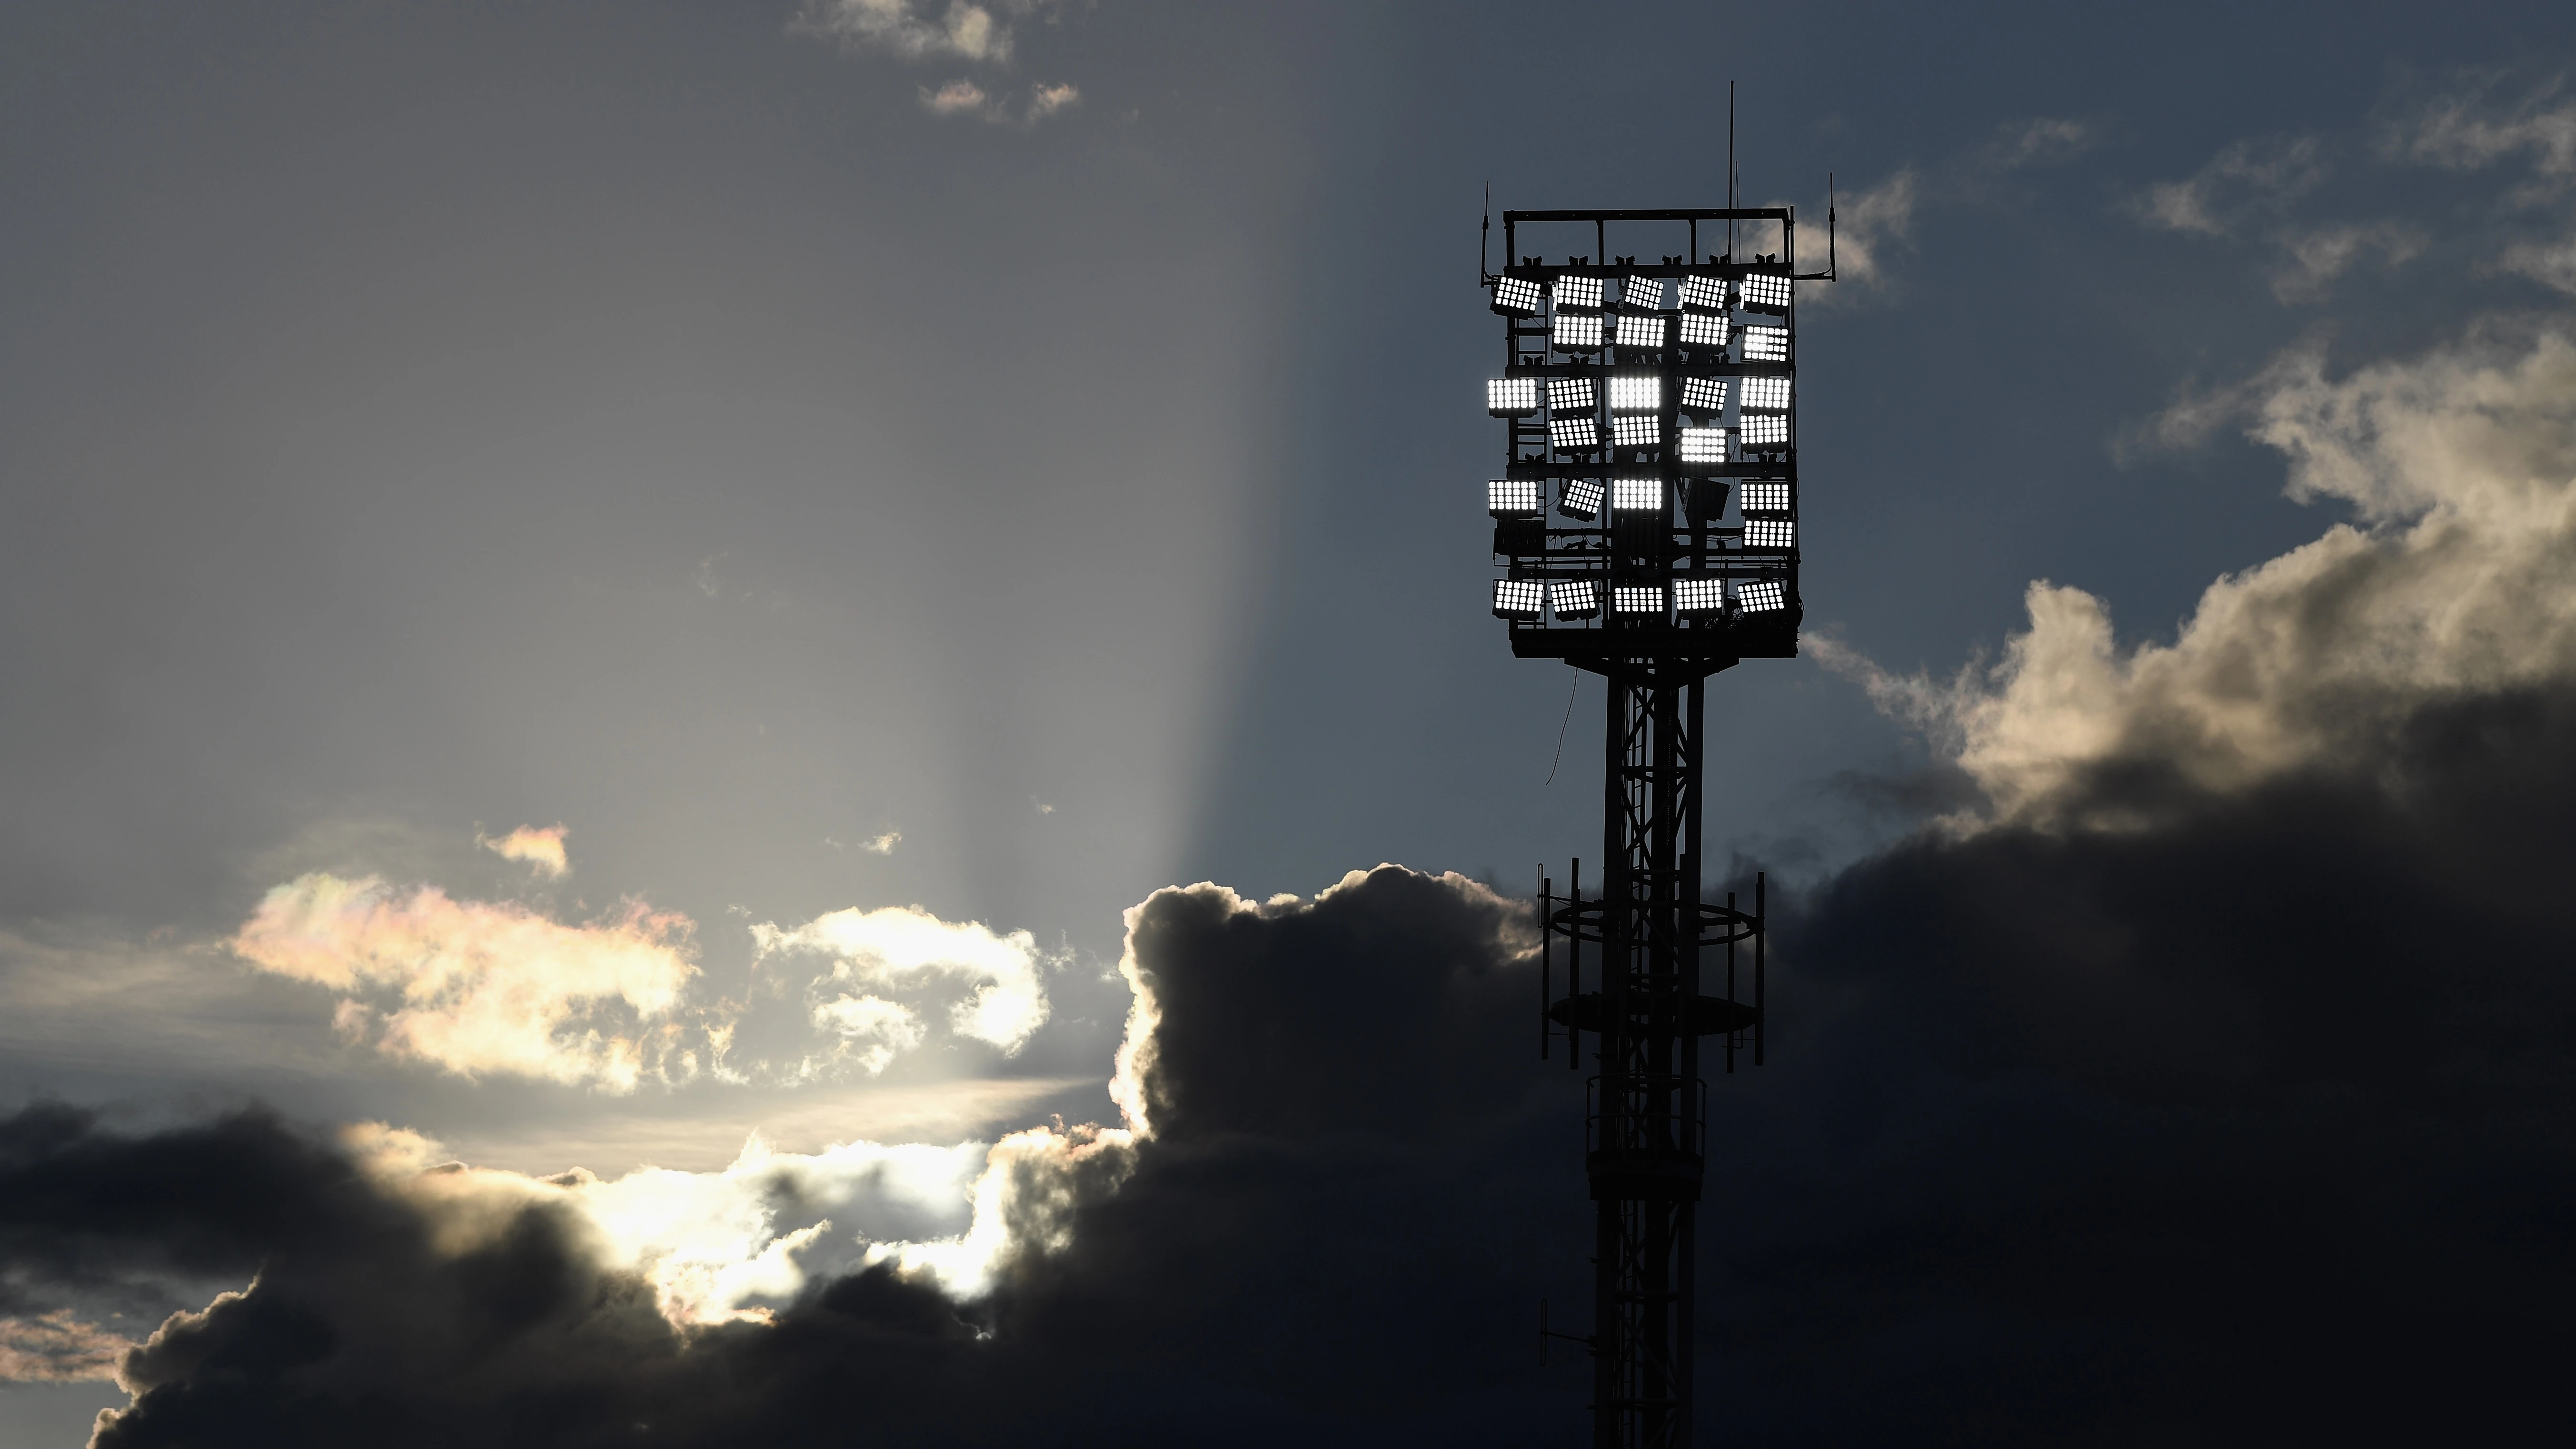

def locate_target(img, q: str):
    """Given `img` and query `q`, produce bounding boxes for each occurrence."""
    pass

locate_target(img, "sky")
[4,1,2576,1443]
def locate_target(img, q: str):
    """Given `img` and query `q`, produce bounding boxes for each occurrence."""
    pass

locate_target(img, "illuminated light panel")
[1486,377,1541,415]
[1623,277,1666,311]
[1679,275,1729,311]
[1612,415,1661,448]
[1739,481,1791,514]
[1553,275,1604,310]
[1488,479,1542,515]
[1492,578,1545,619]
[1492,276,1544,315]
[1744,519,1797,549]
[1679,312,1730,347]
[1549,416,1600,450]
[1741,273,1792,311]
[1551,578,1602,619]
[1553,314,1605,351]
[1742,326,1789,361]
[1560,477,1606,519]
[1673,576,1727,613]
[1613,585,1666,615]
[1680,377,1728,413]
[1741,414,1790,447]
[1738,578,1787,613]
[1547,377,1596,413]
[1615,313,1667,348]
[1740,377,1791,410]
[1611,477,1663,512]
[1608,376,1661,413]
[1678,427,1729,464]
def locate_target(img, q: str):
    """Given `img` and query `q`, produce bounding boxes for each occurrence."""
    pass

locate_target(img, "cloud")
[921,77,989,114]
[229,873,704,1090]
[1827,324,2576,829]
[0,1308,133,1382]
[2270,218,2428,301]
[755,904,1053,1063]
[861,829,901,854]
[791,0,1017,64]
[1804,168,1915,295]
[2391,76,2576,186]
[1991,116,2091,169]
[2133,136,2330,237]
[478,823,569,879]
[1027,81,1078,119]
[19,837,2576,1442]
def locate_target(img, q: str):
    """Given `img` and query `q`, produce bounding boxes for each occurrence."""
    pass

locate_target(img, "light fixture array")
[1486,243,1802,637]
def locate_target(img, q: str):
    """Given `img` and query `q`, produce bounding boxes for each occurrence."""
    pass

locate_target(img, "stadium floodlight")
[1680,377,1728,414]
[1550,416,1600,450]
[1739,480,1791,514]
[1554,313,1606,351]
[1487,377,1541,416]
[1554,275,1605,310]
[1613,415,1661,448]
[1616,313,1667,348]
[1679,275,1729,311]
[1741,273,1792,313]
[1608,376,1661,413]
[1743,519,1797,550]
[1623,277,1666,311]
[1742,326,1789,361]
[1741,414,1790,448]
[1492,276,1544,315]
[1679,427,1728,464]
[1551,577,1602,619]
[1679,312,1731,348]
[1613,584,1666,615]
[1493,578,1545,619]
[1739,377,1791,411]
[1737,577,1788,612]
[1673,576,1727,614]
[1548,377,1597,413]
[1560,477,1606,519]
[1489,479,1543,516]
[1611,477,1663,512]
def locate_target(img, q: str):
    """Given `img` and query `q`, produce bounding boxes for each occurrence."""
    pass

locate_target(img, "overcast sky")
[6,2,2576,1444]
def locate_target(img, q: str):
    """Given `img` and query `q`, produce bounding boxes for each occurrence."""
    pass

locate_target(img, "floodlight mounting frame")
[1483,208,1815,675]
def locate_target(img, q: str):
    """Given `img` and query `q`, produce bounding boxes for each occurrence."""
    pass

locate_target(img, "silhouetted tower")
[1483,199,1830,1449]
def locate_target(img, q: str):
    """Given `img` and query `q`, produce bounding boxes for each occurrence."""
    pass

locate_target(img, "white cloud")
[809,992,923,1074]
[754,904,1053,1062]
[0,1310,134,1383]
[230,873,706,1091]
[1834,169,1916,290]
[792,0,1018,64]
[479,823,570,878]
[1823,326,2576,829]
[861,828,902,854]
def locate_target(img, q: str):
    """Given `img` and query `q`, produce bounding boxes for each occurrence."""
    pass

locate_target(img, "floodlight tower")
[1483,201,1830,1449]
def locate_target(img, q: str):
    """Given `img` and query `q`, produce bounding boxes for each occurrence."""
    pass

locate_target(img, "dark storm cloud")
[13,719,2576,1445]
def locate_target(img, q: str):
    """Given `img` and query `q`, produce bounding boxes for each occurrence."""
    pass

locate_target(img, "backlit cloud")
[0,1309,133,1382]
[755,905,1052,1066]
[230,874,702,1091]
[791,0,1023,64]
[1823,325,2576,827]
[480,822,570,878]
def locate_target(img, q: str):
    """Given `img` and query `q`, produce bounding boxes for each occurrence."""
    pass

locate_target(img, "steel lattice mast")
[1482,202,1830,1448]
